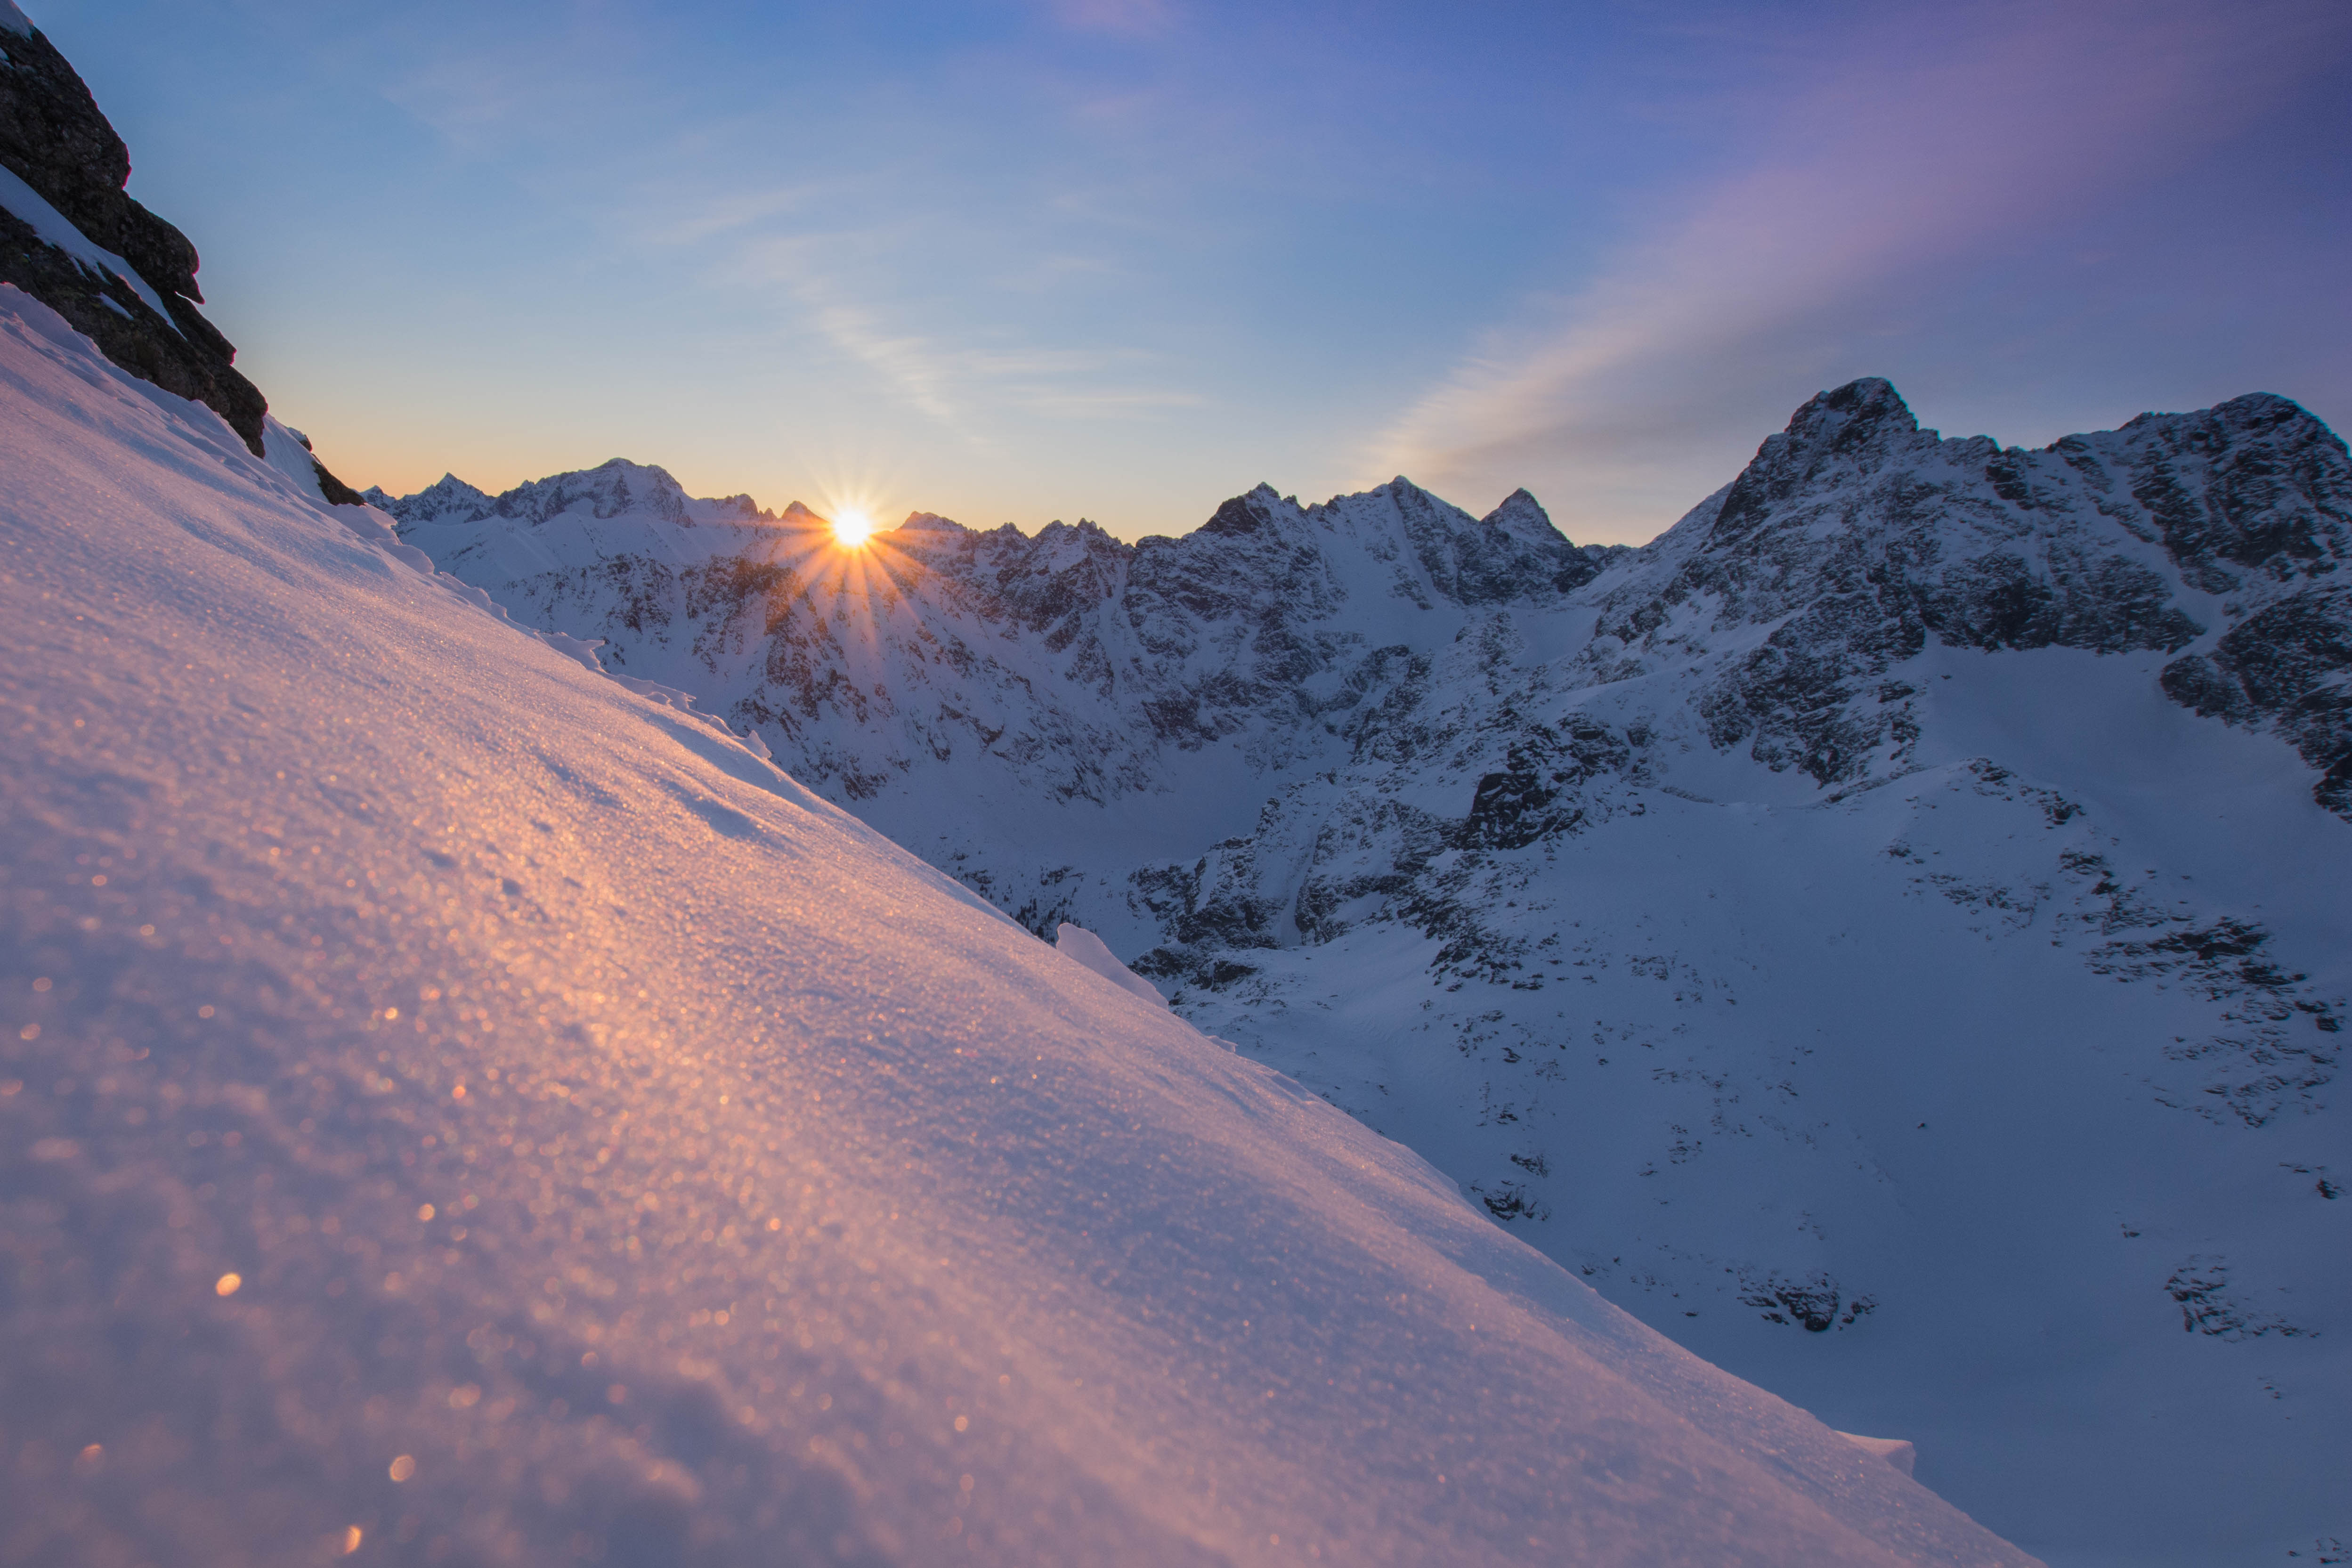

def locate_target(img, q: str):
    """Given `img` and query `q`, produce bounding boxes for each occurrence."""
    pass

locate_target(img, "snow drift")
[0,286,2036,1564]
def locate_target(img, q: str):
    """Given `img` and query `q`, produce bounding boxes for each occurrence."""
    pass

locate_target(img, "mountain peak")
[2195,391,2346,455]
[1200,489,1279,537]
[364,472,494,526]
[1480,486,1561,546]
[1707,377,1925,548]
[1783,376,1919,450]
[489,459,688,525]
[894,510,964,535]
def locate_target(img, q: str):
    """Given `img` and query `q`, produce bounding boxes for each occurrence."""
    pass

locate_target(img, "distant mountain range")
[374,379,2352,1564]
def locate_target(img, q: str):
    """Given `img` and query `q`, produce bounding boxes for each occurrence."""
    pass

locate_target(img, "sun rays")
[830,506,877,547]
[743,492,924,645]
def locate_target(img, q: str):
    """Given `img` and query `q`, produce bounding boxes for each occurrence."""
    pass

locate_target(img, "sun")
[831,507,876,548]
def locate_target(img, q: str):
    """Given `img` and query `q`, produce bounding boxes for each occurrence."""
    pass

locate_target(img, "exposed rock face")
[1600,379,2181,787]
[0,8,272,456]
[381,381,2352,1562]
[2138,394,2352,814]
[2162,587,2352,812]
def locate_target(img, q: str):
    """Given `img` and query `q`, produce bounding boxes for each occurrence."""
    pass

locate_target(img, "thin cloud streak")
[1371,0,2352,545]
[804,294,979,439]
[721,217,1204,450]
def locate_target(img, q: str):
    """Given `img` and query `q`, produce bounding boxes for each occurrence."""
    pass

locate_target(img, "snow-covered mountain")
[1,284,2056,1564]
[380,379,2352,1566]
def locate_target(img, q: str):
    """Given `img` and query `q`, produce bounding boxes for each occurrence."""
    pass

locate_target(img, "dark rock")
[2162,586,2352,819]
[2124,393,2351,587]
[0,16,267,453]
[1461,721,1629,847]
[2164,1255,2304,1339]
[1198,491,1273,538]
[1581,377,2352,788]
[1707,377,1921,551]
[1737,1269,1875,1332]
[310,457,365,507]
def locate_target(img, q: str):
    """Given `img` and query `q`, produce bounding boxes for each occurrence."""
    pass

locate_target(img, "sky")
[30,0,2352,544]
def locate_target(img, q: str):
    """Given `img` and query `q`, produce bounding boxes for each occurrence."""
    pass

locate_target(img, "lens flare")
[832,508,876,548]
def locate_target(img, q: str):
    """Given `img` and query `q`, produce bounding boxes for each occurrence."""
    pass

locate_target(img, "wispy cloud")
[1370,0,2352,543]
[653,183,828,246]
[802,295,977,436]
[795,295,1204,432]
[719,214,1202,444]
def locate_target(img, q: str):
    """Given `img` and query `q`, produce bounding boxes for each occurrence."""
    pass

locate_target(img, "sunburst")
[831,506,876,548]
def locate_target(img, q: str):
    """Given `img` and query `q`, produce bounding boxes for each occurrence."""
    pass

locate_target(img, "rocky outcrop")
[1587,378,2210,788]
[2162,587,2352,814]
[2141,395,2352,814]
[0,8,270,455]
[1561,381,2351,811]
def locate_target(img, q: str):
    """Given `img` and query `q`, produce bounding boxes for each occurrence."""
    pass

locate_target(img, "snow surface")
[0,163,180,328]
[260,414,332,502]
[0,285,2038,1563]
[1054,924,1169,1010]
[1838,1436,1918,1480]
[0,0,30,39]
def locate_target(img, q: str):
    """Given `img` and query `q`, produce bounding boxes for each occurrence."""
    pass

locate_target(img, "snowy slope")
[0,287,2044,1564]
[382,382,2352,1566]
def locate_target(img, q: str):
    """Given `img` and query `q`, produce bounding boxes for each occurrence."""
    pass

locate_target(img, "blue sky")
[34,0,2352,543]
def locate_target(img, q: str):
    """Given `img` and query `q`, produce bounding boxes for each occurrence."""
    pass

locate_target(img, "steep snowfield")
[378,383,2352,1565]
[0,288,2042,1564]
